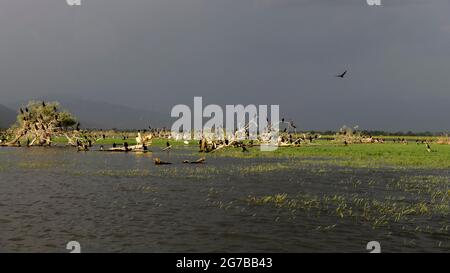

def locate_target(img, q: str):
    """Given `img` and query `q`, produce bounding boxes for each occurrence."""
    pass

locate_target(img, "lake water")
[0,146,448,252]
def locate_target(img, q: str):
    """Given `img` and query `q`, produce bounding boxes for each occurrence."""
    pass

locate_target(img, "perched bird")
[25,107,29,112]
[336,70,347,78]
[78,144,89,152]
[76,123,80,131]
[20,108,24,115]
[242,145,249,152]
[42,101,46,107]
[289,120,297,129]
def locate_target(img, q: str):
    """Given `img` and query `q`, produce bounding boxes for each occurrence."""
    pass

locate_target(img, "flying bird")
[336,70,348,78]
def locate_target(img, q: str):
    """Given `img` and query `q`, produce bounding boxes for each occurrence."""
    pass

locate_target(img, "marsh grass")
[17,161,59,169]
[93,165,221,180]
[242,173,449,234]
[113,184,158,193]
[212,143,450,169]
[246,192,449,229]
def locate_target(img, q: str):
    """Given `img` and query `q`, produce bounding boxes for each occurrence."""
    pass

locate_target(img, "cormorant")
[289,120,297,129]
[242,145,249,152]
[336,70,347,78]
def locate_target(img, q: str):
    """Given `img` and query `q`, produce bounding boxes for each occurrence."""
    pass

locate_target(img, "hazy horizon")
[1,0,450,131]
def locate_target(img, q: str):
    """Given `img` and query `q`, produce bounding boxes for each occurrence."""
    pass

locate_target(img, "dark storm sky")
[0,0,449,131]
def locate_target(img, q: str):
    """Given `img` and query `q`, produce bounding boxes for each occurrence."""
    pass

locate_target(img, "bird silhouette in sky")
[336,70,347,78]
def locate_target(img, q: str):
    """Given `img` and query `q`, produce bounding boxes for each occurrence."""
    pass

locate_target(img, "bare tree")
[5,101,82,147]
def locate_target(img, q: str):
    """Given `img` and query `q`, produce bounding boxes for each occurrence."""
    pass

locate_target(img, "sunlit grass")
[213,143,450,169]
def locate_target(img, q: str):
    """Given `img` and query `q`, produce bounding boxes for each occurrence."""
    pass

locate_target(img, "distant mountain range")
[6,95,172,130]
[0,104,16,129]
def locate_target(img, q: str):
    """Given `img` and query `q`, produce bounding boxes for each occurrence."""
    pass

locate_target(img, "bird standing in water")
[426,143,432,153]
[163,141,172,151]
